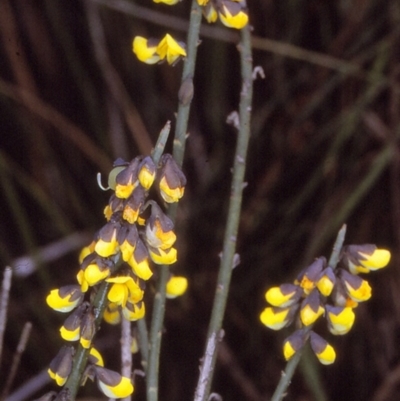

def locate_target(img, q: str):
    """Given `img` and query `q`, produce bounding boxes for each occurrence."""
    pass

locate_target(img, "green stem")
[136,318,149,371]
[62,281,111,400]
[146,3,202,401]
[152,121,171,165]
[270,225,347,401]
[173,0,202,167]
[193,24,253,401]
[146,265,169,401]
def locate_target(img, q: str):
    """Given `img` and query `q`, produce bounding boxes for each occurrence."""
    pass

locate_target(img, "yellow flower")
[145,203,177,250]
[138,156,156,190]
[158,154,187,203]
[326,306,355,335]
[265,284,301,307]
[83,263,110,287]
[310,331,336,365]
[46,286,83,313]
[114,158,140,199]
[95,367,134,398]
[79,241,95,264]
[282,330,306,361]
[106,276,144,307]
[148,246,178,265]
[103,302,121,325]
[95,222,119,257]
[166,276,188,298]
[48,346,74,386]
[218,2,248,29]
[127,239,153,280]
[260,307,291,331]
[122,301,145,321]
[300,290,324,326]
[60,308,82,341]
[294,258,325,295]
[133,36,161,64]
[340,270,371,302]
[89,347,104,367]
[203,3,218,23]
[343,245,391,274]
[157,34,187,65]
[316,267,336,296]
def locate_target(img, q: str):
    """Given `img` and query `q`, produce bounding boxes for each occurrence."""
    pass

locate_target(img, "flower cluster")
[260,244,390,365]
[46,153,188,397]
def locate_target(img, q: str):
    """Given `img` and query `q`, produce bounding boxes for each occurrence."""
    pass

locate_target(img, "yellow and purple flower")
[95,366,134,398]
[342,244,391,275]
[46,285,83,313]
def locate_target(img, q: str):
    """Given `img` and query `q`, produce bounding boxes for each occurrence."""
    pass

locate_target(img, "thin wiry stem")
[0,266,12,365]
[270,225,347,401]
[136,317,149,371]
[62,281,112,401]
[1,321,32,400]
[193,23,254,401]
[121,319,132,401]
[146,2,202,401]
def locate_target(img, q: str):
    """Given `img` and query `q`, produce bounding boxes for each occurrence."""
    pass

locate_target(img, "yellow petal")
[157,34,186,65]
[166,276,188,298]
[132,36,160,64]
[219,7,248,29]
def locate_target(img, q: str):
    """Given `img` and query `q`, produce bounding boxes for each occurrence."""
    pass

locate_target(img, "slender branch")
[270,225,347,401]
[121,319,132,401]
[62,281,112,400]
[0,266,12,365]
[153,121,172,164]
[173,0,202,167]
[145,2,202,401]
[136,317,149,370]
[1,322,33,400]
[193,24,254,401]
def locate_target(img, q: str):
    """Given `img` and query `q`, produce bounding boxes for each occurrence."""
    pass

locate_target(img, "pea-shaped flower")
[95,366,134,398]
[300,290,324,326]
[157,154,186,203]
[218,0,248,29]
[106,275,144,307]
[133,37,161,64]
[339,269,371,302]
[310,331,336,365]
[325,305,355,335]
[265,283,302,307]
[282,329,306,361]
[48,346,74,386]
[342,244,391,274]
[46,285,83,313]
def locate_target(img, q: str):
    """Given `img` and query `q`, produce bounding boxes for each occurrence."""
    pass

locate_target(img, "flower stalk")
[145,2,202,401]
[193,23,253,401]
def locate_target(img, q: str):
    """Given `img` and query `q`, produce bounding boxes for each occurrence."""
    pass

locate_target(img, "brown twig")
[1,322,33,400]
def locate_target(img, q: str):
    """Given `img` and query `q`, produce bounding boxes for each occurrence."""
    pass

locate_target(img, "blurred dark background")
[0,0,400,400]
